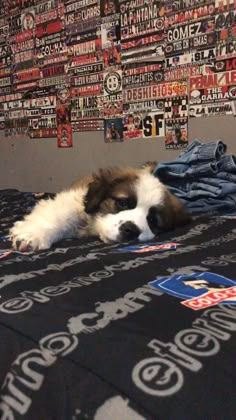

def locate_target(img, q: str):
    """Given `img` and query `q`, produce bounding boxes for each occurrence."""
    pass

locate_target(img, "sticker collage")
[0,0,235,148]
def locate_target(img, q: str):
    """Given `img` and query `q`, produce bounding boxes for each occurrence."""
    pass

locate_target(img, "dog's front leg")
[10,190,82,251]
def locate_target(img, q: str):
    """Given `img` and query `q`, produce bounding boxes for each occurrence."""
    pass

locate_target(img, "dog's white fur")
[10,166,189,251]
[10,189,88,251]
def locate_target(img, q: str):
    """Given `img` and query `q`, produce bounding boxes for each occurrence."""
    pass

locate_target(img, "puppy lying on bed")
[10,163,190,251]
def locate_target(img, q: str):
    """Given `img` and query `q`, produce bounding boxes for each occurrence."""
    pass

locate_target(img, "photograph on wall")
[101,0,120,17]
[123,113,142,140]
[165,118,188,150]
[104,118,123,142]
[56,101,72,147]
[57,124,73,147]
[101,17,120,49]
[103,43,121,69]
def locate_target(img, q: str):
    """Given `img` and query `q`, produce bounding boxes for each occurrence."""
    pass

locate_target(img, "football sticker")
[150,271,236,310]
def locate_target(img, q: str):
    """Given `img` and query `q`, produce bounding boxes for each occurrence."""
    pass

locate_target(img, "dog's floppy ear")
[84,169,111,214]
[156,189,191,233]
[168,191,192,228]
[141,161,157,173]
[175,202,192,227]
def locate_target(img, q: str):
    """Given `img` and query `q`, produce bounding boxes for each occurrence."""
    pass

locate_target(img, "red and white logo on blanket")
[116,242,180,253]
[0,250,13,259]
[181,285,236,309]
[150,272,236,310]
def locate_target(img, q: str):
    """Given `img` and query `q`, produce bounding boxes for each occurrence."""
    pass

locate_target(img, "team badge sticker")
[104,70,122,94]
[150,271,236,310]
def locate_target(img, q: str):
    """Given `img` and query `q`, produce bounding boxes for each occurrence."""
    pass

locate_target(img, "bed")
[0,189,236,419]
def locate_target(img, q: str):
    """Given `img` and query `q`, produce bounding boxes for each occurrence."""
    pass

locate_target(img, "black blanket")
[0,190,236,419]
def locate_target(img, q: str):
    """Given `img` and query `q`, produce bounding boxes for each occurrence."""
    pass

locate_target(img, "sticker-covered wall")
[0,0,235,151]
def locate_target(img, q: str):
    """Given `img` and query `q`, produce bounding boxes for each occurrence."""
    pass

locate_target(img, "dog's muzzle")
[119,221,141,241]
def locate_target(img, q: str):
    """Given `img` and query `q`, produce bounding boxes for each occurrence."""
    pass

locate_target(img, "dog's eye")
[115,197,132,211]
[148,215,157,226]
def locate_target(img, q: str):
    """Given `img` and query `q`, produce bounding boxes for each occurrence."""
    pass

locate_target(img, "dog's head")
[84,163,190,243]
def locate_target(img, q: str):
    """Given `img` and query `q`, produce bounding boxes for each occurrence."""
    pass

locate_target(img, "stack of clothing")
[154,140,236,214]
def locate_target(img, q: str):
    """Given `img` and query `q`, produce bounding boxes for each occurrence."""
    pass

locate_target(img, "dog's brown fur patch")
[158,189,191,231]
[83,167,139,214]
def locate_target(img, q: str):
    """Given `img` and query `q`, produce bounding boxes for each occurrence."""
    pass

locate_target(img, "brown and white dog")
[10,163,190,251]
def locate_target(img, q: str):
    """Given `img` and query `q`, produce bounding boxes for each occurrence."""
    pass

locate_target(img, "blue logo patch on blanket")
[149,271,236,310]
[115,242,179,253]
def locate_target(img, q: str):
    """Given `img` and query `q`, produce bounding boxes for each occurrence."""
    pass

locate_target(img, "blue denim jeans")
[154,141,236,214]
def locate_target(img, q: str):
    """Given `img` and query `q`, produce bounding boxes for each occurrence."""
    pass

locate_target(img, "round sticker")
[229,86,236,99]
[165,44,173,53]
[104,71,121,95]
[155,17,164,30]
[154,71,163,82]
[215,61,225,71]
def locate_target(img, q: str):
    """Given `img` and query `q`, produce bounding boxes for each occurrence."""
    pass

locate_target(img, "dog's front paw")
[9,221,50,251]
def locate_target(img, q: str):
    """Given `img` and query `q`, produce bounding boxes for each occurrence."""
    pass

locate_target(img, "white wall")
[0,115,235,192]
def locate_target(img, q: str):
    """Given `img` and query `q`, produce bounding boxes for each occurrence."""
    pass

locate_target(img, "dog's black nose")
[119,221,140,241]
